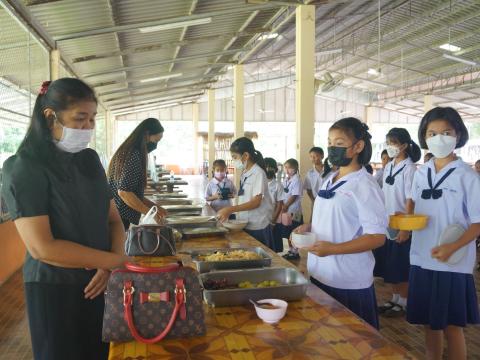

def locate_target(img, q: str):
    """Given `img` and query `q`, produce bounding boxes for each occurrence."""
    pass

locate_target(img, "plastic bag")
[140,206,159,225]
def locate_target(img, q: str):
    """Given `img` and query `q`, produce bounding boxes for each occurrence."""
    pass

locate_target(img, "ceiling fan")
[314,72,344,93]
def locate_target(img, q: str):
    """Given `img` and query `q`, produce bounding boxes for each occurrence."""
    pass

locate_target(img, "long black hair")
[17,78,97,163]
[329,117,373,165]
[386,128,421,163]
[108,118,163,186]
[230,137,266,171]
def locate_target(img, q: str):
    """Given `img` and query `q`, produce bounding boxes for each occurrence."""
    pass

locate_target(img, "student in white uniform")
[278,159,303,260]
[373,149,392,189]
[265,157,284,252]
[304,147,331,202]
[292,117,387,329]
[205,159,236,215]
[217,137,275,249]
[408,107,480,359]
[375,128,420,318]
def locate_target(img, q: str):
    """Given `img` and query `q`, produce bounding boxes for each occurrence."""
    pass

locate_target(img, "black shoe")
[282,251,300,260]
[383,305,406,318]
[378,301,395,314]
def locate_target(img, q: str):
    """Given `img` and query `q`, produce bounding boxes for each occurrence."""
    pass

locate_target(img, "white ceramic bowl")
[291,232,316,248]
[222,219,248,231]
[253,299,288,324]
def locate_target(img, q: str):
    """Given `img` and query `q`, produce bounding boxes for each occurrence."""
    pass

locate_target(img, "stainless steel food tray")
[181,227,229,239]
[191,247,272,273]
[199,267,308,306]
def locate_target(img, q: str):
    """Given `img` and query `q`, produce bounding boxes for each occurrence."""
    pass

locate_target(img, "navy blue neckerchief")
[385,163,406,186]
[421,167,455,200]
[238,176,248,196]
[284,178,292,193]
[318,180,347,199]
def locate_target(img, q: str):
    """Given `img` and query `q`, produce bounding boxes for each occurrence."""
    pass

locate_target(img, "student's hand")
[216,207,232,223]
[431,243,457,262]
[396,230,411,243]
[306,241,334,257]
[292,223,312,235]
[282,204,289,213]
[84,269,111,299]
[212,193,221,200]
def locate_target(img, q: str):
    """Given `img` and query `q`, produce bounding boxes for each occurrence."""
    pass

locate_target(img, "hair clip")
[39,81,51,95]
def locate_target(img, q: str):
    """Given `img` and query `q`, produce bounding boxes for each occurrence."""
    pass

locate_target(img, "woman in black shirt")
[1,78,128,360]
[108,118,166,229]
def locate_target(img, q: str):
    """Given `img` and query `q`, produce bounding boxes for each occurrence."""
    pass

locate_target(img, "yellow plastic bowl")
[389,214,429,231]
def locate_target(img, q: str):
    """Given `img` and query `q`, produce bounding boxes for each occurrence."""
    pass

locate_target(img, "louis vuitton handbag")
[102,262,206,344]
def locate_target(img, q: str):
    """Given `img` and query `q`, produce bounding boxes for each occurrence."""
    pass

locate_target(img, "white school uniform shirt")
[237,164,274,231]
[268,179,283,204]
[303,167,325,198]
[307,168,388,290]
[205,177,236,212]
[410,159,480,274]
[373,167,384,188]
[382,158,416,218]
[281,173,303,215]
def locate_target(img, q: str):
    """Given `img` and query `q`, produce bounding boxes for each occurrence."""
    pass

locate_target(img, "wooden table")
[109,232,414,360]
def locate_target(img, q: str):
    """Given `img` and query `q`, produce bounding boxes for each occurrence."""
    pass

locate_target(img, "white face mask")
[386,145,400,158]
[426,134,456,159]
[233,159,245,170]
[54,116,93,153]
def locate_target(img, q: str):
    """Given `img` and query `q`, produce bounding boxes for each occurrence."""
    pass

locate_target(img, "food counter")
[109,231,413,360]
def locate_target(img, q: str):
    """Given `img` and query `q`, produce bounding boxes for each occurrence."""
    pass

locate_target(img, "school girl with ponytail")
[216,137,275,249]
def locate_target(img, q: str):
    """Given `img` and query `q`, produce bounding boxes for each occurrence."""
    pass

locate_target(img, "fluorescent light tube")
[439,43,461,52]
[258,33,278,40]
[139,18,212,33]
[442,53,478,66]
[367,68,380,76]
[140,73,183,83]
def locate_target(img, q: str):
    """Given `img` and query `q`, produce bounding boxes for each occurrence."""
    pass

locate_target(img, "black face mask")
[266,169,276,179]
[147,141,158,153]
[328,146,353,167]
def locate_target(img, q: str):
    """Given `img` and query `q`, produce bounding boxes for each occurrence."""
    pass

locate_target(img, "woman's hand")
[216,207,232,222]
[396,230,411,243]
[431,243,457,262]
[154,207,167,224]
[282,204,289,213]
[84,269,111,299]
[306,241,335,257]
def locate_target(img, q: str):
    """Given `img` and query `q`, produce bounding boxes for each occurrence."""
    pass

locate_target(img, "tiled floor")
[1,175,480,359]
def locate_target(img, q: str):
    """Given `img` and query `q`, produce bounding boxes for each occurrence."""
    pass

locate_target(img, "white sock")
[397,297,407,308]
[389,294,400,304]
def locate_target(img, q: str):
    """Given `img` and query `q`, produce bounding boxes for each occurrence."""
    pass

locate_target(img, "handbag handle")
[124,262,182,273]
[136,230,161,255]
[123,278,186,344]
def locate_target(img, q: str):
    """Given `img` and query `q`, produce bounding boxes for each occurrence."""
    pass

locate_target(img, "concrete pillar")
[208,89,215,180]
[233,64,245,186]
[424,94,434,113]
[192,103,200,174]
[49,49,60,81]
[295,5,315,222]
[364,106,375,129]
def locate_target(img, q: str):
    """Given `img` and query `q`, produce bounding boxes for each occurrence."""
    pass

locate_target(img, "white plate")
[438,224,467,265]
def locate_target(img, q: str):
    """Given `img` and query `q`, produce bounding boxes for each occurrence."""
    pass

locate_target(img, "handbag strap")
[136,230,160,255]
[124,261,182,273]
[123,278,186,344]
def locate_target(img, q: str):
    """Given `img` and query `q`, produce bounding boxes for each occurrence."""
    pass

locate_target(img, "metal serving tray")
[181,226,229,239]
[191,247,272,273]
[199,267,308,306]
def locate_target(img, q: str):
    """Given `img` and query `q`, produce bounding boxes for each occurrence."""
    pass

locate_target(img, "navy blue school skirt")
[277,220,303,244]
[407,265,480,330]
[372,243,386,277]
[245,225,275,250]
[272,224,284,253]
[310,277,379,329]
[382,238,411,284]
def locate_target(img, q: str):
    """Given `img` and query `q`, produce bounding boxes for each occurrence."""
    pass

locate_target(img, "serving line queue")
[1,77,479,360]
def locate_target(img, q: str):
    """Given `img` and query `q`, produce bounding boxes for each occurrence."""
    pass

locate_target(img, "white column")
[296,4,315,222]
[233,64,245,186]
[424,94,434,113]
[49,49,60,81]
[208,89,215,180]
[192,103,200,174]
